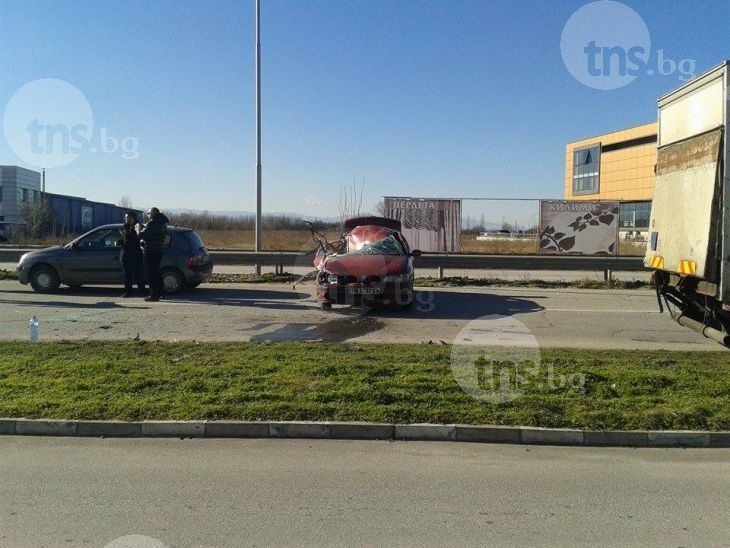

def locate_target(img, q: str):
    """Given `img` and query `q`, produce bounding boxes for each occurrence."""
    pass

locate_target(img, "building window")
[573,145,600,195]
[18,187,32,202]
[619,201,651,229]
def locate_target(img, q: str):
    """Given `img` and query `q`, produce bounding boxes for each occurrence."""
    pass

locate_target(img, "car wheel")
[161,268,185,295]
[30,265,61,293]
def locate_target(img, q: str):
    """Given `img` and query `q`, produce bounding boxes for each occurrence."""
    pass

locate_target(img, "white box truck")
[646,60,730,345]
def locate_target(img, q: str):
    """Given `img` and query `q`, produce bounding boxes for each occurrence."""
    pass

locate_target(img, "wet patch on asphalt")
[249,316,385,343]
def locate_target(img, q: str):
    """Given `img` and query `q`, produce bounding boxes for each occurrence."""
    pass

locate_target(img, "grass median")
[0,341,728,430]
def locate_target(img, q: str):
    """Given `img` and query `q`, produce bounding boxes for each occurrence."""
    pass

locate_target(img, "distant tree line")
[3,202,339,243]
[167,211,339,232]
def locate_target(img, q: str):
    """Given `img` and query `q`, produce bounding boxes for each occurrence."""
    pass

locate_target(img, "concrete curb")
[330,422,394,440]
[140,421,206,438]
[204,421,269,438]
[77,421,142,437]
[0,419,728,448]
[396,424,456,441]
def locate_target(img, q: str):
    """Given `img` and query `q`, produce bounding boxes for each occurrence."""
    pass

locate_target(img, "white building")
[0,165,42,234]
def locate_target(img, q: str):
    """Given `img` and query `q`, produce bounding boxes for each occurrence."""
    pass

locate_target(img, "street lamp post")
[255,0,262,274]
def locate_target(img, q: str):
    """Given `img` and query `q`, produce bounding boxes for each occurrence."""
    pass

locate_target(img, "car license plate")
[347,286,383,295]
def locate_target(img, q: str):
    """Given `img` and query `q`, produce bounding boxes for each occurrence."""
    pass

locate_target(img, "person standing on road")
[118,211,147,298]
[138,207,169,302]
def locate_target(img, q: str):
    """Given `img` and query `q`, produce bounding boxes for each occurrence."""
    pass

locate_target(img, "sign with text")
[539,200,619,255]
[384,198,461,253]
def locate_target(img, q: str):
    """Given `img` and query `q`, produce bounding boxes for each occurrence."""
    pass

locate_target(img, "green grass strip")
[0,269,18,281]
[0,342,727,430]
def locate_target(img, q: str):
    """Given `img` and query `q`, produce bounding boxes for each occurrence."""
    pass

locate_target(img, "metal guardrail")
[1,248,647,276]
[211,251,646,270]
[211,251,647,279]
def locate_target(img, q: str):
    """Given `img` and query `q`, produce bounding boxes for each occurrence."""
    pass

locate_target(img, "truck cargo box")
[645,61,730,346]
[645,61,729,297]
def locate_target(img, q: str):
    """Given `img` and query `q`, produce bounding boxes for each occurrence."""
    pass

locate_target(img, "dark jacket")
[118,224,143,261]
[138,213,169,254]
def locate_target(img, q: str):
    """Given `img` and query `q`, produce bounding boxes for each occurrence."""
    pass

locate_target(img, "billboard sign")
[384,197,461,253]
[539,201,618,255]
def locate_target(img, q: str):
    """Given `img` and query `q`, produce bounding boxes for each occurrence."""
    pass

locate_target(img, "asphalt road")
[0,279,721,350]
[1,437,728,547]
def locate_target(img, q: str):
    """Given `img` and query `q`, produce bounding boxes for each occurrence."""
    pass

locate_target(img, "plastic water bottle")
[29,315,39,343]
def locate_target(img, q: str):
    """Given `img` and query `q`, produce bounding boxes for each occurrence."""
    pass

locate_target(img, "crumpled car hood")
[322,254,408,277]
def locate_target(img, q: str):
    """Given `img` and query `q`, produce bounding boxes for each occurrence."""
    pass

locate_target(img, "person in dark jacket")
[138,207,169,302]
[118,211,147,298]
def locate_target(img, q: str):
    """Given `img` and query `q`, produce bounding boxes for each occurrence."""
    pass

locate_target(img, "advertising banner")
[539,200,619,255]
[384,197,461,253]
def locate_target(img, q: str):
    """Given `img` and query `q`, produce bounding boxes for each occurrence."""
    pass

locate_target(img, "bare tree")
[338,178,364,224]
[118,195,134,209]
[21,199,54,239]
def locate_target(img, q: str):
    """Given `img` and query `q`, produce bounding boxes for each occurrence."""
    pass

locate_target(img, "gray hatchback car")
[17,224,213,294]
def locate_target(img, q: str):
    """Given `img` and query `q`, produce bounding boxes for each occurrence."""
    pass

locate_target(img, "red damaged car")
[312,216,421,310]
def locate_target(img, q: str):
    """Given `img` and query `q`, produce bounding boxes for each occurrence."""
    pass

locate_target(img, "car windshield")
[348,234,405,256]
[74,228,120,251]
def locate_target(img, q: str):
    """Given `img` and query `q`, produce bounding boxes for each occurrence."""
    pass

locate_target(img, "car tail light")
[187,247,210,267]
[187,253,200,267]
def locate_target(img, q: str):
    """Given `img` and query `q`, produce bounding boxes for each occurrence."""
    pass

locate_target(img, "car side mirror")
[411,249,422,257]
[69,242,79,251]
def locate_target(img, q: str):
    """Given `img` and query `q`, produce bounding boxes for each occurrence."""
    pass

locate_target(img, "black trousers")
[143,251,163,298]
[122,255,146,293]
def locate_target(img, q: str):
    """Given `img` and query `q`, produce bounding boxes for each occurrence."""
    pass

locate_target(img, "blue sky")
[1,0,728,224]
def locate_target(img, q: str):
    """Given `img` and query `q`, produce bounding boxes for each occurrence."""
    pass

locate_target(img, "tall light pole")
[255,0,262,273]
